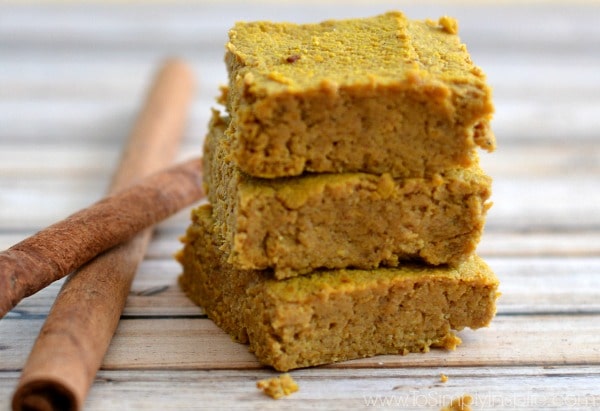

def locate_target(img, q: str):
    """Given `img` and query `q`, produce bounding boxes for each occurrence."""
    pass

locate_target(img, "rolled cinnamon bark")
[10,59,199,411]
[0,156,202,320]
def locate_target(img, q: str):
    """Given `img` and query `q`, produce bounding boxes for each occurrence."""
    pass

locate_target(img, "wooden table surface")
[1,2,600,410]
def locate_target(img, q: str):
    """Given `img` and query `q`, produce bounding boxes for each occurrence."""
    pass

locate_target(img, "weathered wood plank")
[0,57,225,101]
[123,256,600,316]
[4,280,206,320]
[2,175,599,230]
[2,55,599,150]
[2,97,599,144]
[5,227,600,260]
[2,54,598,102]
[2,315,600,372]
[144,230,600,260]
[492,100,600,142]
[1,4,598,52]
[0,141,596,178]
[479,141,600,177]
[479,232,600,257]
[0,100,213,145]
[490,257,600,314]
[4,255,600,317]
[1,366,600,410]
[485,176,600,230]
[0,187,198,231]
[0,145,203,178]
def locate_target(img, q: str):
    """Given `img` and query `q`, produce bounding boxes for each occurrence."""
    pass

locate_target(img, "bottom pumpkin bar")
[177,205,499,371]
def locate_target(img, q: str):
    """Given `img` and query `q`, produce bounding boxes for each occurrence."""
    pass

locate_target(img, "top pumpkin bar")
[224,12,495,179]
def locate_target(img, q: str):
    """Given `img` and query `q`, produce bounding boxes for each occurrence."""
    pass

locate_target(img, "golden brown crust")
[224,12,494,178]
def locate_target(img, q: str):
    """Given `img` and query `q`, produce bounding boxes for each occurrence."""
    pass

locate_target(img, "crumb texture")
[177,205,499,371]
[205,113,492,278]
[224,11,494,178]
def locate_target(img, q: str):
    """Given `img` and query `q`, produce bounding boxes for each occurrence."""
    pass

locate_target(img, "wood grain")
[1,2,599,410]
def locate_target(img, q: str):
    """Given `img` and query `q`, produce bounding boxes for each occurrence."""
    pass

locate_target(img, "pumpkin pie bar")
[177,205,499,371]
[224,11,495,178]
[204,114,492,279]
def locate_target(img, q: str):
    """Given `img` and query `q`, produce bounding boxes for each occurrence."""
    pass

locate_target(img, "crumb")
[256,374,299,399]
[438,16,458,35]
[440,395,472,411]
[434,332,462,350]
[217,85,228,105]
[267,71,292,84]
[440,373,449,383]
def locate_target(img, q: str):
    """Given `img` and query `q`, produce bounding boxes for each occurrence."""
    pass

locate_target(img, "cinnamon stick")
[9,59,199,411]
[0,156,202,319]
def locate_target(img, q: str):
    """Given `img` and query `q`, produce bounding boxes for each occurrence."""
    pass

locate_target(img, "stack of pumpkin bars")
[178,12,499,372]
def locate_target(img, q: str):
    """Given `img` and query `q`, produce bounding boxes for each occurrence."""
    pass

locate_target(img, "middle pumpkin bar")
[205,112,492,279]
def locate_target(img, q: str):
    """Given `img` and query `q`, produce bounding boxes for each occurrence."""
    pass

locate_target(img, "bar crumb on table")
[256,374,299,399]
